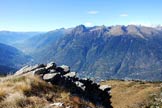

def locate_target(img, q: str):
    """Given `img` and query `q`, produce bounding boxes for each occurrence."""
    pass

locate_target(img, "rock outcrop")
[15,62,112,108]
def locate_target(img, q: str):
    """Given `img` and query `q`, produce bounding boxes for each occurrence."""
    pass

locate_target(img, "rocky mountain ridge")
[15,62,112,108]
[1,25,162,81]
[21,25,162,81]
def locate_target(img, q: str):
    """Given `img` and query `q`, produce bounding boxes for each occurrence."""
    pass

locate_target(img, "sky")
[0,0,162,31]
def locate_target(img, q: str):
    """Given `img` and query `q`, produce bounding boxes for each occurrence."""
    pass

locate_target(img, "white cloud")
[84,22,93,27]
[88,11,99,15]
[120,14,128,17]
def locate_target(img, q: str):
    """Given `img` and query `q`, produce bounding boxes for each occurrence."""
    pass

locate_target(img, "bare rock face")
[15,62,112,108]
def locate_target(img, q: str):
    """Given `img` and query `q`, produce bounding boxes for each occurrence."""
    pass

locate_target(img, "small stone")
[75,81,85,91]
[160,99,162,103]
[49,102,63,107]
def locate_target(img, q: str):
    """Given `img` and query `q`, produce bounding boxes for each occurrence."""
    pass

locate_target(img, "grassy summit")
[0,75,95,108]
[0,74,162,108]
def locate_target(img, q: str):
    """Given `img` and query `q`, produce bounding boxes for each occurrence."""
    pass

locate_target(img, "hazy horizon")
[0,24,161,32]
[0,0,162,31]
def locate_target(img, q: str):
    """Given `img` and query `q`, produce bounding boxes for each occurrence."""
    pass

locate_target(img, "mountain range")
[1,25,162,81]
[0,43,31,74]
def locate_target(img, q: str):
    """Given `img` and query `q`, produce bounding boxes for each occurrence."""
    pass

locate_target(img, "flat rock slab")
[43,73,58,80]
[46,62,56,70]
[64,72,76,78]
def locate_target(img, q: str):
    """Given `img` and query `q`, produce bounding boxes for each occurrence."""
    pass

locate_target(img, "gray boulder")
[64,72,76,78]
[33,67,47,75]
[46,62,56,70]
[15,64,45,75]
[99,85,111,92]
[43,73,58,80]
[59,65,70,73]
[14,65,30,75]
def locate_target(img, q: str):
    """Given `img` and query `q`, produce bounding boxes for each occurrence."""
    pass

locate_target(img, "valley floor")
[101,80,162,108]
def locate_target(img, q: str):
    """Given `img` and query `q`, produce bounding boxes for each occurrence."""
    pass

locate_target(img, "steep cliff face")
[21,25,162,81]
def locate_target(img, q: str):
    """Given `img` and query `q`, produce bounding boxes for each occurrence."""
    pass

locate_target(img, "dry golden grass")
[2,74,161,108]
[0,75,94,108]
[101,80,162,108]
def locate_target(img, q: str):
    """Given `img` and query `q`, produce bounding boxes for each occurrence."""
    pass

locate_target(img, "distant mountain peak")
[73,25,87,33]
[126,25,144,37]
[108,25,126,36]
[64,24,162,38]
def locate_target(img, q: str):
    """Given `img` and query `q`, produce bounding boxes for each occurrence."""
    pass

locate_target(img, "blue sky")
[0,0,162,31]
